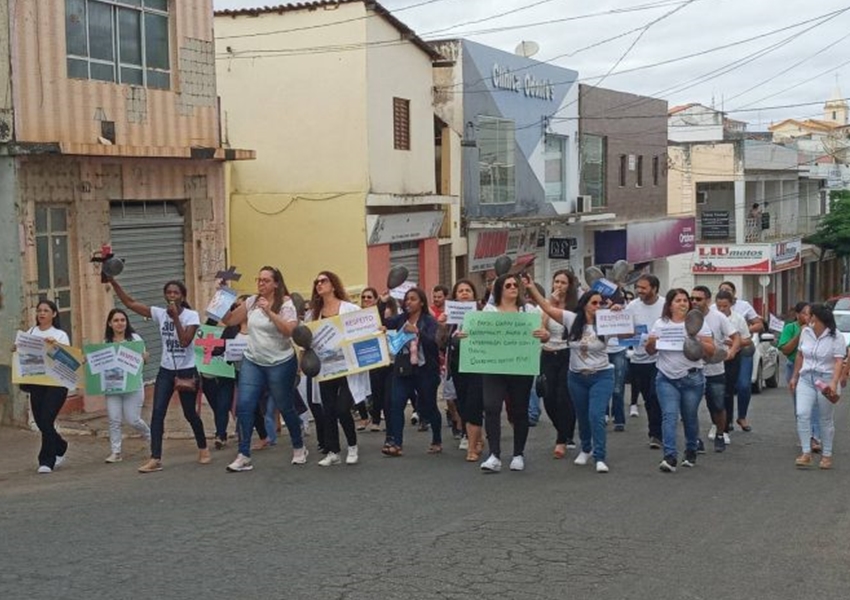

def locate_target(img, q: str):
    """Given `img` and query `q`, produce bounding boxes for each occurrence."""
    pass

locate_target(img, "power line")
[420,0,565,38]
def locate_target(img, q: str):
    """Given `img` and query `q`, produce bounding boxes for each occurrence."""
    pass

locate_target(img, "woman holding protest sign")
[102,308,150,463]
[474,274,548,473]
[307,271,372,467]
[108,278,209,473]
[444,279,485,461]
[15,300,72,474]
[524,281,615,474]
[361,287,392,431]
[384,287,442,457]
[645,289,715,473]
[219,267,305,472]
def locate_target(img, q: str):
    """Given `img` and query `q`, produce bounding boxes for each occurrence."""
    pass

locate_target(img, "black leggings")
[368,366,392,425]
[29,385,69,469]
[541,349,575,444]
[453,371,483,427]
[482,374,533,459]
[318,377,357,454]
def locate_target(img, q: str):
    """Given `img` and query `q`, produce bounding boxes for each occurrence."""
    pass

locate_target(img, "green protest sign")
[194,325,235,378]
[459,311,541,376]
[83,341,146,395]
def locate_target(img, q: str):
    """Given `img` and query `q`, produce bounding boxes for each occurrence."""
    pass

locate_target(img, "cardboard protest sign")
[304,306,389,381]
[83,341,146,395]
[13,331,84,389]
[459,311,541,376]
[194,325,235,378]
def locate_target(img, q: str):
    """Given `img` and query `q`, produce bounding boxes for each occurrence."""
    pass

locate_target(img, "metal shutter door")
[390,241,420,286]
[110,202,186,381]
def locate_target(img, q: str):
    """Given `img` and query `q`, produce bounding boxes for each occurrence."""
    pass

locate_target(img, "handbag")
[170,345,197,392]
[394,348,414,378]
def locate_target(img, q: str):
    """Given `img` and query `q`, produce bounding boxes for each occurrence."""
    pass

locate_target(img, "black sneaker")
[682,450,697,467]
[649,437,662,449]
[696,438,706,454]
[659,456,677,472]
[714,435,726,453]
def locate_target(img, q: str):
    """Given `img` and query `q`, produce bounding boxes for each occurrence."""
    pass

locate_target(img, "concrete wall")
[11,0,219,149]
[579,84,668,222]
[0,157,23,423]
[667,142,740,216]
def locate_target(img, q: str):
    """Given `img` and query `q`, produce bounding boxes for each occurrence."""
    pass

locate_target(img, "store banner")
[771,239,802,272]
[468,227,544,272]
[627,217,696,263]
[692,245,770,274]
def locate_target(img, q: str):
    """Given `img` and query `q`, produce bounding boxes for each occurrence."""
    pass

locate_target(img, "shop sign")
[771,239,802,272]
[692,245,770,274]
[469,226,543,272]
[547,237,575,259]
[626,217,695,263]
[491,64,555,101]
[700,211,730,240]
[366,211,444,246]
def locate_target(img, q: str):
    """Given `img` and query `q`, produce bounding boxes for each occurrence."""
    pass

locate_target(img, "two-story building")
[432,39,611,288]
[215,0,458,297]
[668,103,835,313]
[0,0,251,423]
[577,84,688,291]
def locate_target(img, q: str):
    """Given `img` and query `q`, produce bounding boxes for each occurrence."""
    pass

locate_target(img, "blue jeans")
[568,369,614,462]
[151,367,207,459]
[264,393,278,445]
[795,373,836,455]
[528,382,541,424]
[736,354,754,419]
[786,360,820,439]
[608,351,628,426]
[388,369,441,448]
[656,370,705,460]
[236,357,303,457]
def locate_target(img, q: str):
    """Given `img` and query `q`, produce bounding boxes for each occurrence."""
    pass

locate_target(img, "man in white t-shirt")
[691,286,740,452]
[714,281,762,433]
[625,274,664,448]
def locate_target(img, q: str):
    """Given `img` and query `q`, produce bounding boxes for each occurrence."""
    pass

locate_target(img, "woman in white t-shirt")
[526,283,615,474]
[102,308,151,464]
[789,303,847,469]
[109,278,208,473]
[17,300,71,474]
[222,266,306,472]
[646,289,715,473]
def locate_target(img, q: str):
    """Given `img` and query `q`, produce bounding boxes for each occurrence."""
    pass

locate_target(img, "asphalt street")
[1,384,849,600]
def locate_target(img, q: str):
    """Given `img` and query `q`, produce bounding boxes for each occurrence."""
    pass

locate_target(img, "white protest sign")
[225,338,248,362]
[115,345,144,374]
[655,323,686,351]
[85,346,118,374]
[445,301,477,325]
[595,310,634,336]
[15,331,45,355]
[390,281,416,301]
[340,307,382,342]
[768,313,784,333]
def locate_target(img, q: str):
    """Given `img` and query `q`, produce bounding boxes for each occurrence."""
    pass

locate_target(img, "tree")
[805,190,850,256]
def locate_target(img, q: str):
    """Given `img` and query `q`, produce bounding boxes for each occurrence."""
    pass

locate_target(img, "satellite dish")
[514,41,540,58]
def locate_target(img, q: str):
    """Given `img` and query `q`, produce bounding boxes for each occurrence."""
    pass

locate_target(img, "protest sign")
[83,341,146,395]
[445,301,477,325]
[194,325,235,378]
[205,287,238,323]
[590,278,618,298]
[304,306,389,381]
[619,324,648,347]
[459,311,540,376]
[389,281,416,301]
[13,332,84,389]
[768,313,784,333]
[595,310,634,336]
[225,337,248,362]
[655,323,686,351]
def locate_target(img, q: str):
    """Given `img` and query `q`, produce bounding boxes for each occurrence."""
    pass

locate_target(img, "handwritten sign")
[445,301,477,325]
[595,310,634,336]
[194,325,235,378]
[304,306,390,381]
[655,323,686,351]
[459,311,541,376]
[768,313,784,333]
[83,341,146,395]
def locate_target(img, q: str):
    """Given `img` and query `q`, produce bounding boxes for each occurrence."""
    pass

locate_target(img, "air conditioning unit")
[696,190,708,205]
[576,195,593,213]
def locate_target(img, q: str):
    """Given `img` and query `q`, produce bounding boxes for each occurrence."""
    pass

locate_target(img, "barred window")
[393,97,410,151]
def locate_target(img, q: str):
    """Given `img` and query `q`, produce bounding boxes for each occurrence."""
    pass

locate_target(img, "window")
[66,0,170,89]
[618,154,627,187]
[580,134,606,208]
[652,155,660,186]
[544,135,568,202]
[35,206,74,341]
[393,97,410,151]
[636,155,644,187]
[478,116,515,204]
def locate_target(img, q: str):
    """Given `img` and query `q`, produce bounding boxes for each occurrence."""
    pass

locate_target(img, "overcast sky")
[213,0,850,128]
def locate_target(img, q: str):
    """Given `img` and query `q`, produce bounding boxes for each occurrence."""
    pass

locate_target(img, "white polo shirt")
[798,326,847,377]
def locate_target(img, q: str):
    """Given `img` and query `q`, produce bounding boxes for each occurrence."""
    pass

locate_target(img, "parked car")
[751,332,779,393]
[826,294,850,311]
[834,310,850,347]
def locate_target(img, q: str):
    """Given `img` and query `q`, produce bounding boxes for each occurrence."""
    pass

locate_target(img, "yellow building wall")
[11,0,220,149]
[668,143,738,215]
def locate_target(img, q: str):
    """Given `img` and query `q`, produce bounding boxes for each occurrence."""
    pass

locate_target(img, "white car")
[751,332,779,394]
[834,310,850,347]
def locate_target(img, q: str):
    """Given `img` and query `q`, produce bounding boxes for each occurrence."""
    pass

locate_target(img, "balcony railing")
[698,214,821,243]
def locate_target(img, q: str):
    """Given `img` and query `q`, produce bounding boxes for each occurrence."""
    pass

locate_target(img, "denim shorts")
[704,374,726,415]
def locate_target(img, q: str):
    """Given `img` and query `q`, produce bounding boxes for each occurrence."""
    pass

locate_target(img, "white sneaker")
[458,437,469,451]
[629,405,639,418]
[291,447,309,465]
[37,465,52,474]
[346,446,359,465]
[596,461,610,473]
[318,452,341,467]
[723,432,731,444]
[480,454,502,473]
[708,425,717,440]
[574,451,592,466]
[410,412,420,425]
[226,453,253,472]
[54,454,66,469]
[509,455,525,471]
[105,453,122,463]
